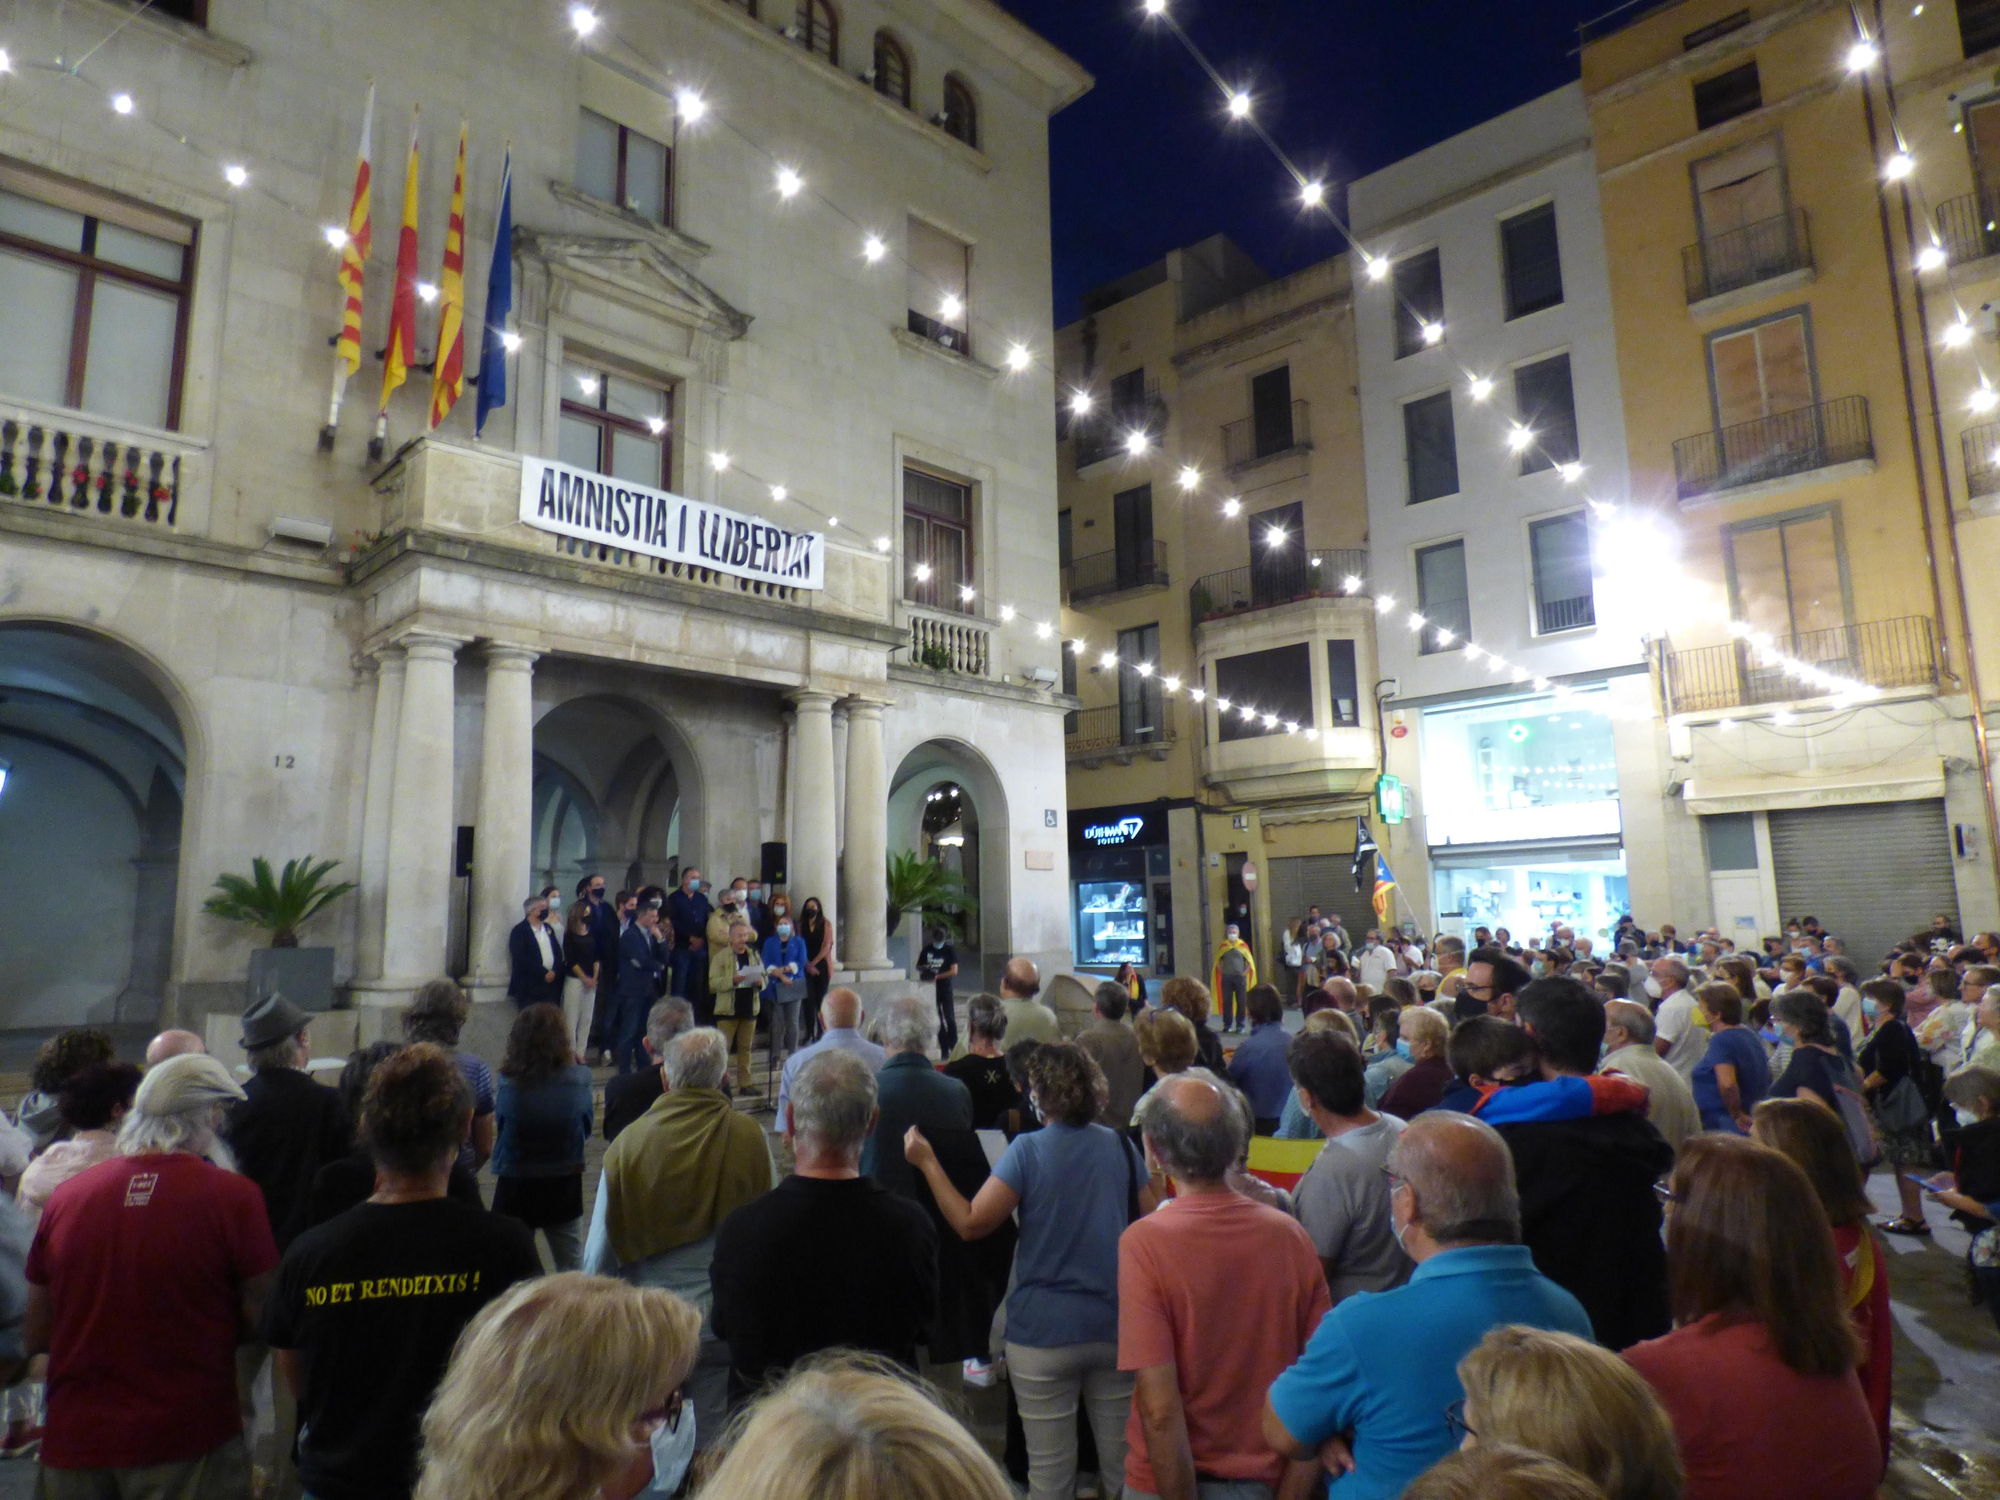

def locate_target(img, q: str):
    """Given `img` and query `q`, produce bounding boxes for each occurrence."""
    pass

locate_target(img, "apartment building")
[0,0,1088,1032]
[1351,83,1659,946]
[1582,0,1998,958]
[1056,236,1377,982]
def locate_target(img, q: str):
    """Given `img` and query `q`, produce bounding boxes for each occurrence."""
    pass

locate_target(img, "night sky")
[998,0,1610,323]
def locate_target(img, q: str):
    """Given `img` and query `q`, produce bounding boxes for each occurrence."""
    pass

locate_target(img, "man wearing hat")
[224,994,352,1252]
[26,1053,279,1494]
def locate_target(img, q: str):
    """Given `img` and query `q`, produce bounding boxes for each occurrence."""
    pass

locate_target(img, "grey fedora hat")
[240,991,311,1051]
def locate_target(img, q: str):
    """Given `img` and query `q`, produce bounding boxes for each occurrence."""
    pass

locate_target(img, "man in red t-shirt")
[1122,1072,1330,1499]
[26,1053,278,1495]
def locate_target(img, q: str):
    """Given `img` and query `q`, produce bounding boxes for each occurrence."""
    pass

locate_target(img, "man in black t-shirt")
[917,926,961,1055]
[264,1045,540,1500]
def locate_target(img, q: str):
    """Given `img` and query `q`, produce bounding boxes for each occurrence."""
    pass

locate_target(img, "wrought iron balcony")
[1938,192,2000,268]
[1065,701,1174,763]
[1190,548,1369,624]
[1964,419,2000,500]
[1222,400,1311,469]
[1072,384,1168,469]
[1663,615,1937,713]
[1682,208,1811,303]
[1672,395,1872,502]
[1066,540,1168,601]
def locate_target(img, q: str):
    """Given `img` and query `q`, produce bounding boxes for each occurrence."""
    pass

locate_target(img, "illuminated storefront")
[1069,801,1174,975]
[1421,687,1630,943]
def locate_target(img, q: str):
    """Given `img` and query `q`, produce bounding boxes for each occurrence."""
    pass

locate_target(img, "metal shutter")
[1767,801,1958,969]
[1269,854,1355,940]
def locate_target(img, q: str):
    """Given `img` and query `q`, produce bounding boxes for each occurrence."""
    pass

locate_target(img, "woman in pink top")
[1623,1135,1880,1500]
[17,1062,141,1217]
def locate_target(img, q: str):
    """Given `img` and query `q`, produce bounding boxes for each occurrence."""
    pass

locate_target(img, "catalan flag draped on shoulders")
[322,83,374,436]
[1211,931,1256,997]
[427,121,467,430]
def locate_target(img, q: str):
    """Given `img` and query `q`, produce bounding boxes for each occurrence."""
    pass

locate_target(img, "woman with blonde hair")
[415,1273,702,1500]
[1405,1445,1607,1500]
[1158,974,1225,1071]
[1456,1325,1681,1500]
[700,1355,1012,1500]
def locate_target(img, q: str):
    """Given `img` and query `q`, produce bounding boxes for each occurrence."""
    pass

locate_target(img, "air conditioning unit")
[1025,665,1058,687]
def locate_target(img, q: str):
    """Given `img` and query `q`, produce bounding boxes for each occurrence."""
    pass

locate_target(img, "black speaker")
[761,841,787,886]
[454,826,475,878]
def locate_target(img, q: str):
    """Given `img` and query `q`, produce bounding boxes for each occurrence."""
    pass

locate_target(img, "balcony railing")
[1073,384,1168,469]
[1222,400,1312,469]
[1065,701,1175,761]
[1673,395,1872,502]
[1681,208,1811,302]
[1067,540,1168,601]
[1663,615,1937,713]
[1537,593,1597,634]
[1964,419,2000,500]
[1939,192,2000,268]
[0,413,182,526]
[904,602,992,677]
[1190,547,1369,623]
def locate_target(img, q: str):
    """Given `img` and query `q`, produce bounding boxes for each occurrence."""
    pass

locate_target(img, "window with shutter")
[873,32,911,108]
[906,216,970,354]
[1501,204,1563,320]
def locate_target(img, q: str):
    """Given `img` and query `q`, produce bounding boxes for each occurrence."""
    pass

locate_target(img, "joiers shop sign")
[520,457,825,590]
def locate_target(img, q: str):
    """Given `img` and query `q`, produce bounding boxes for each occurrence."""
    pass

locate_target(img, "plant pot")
[248,946,337,1011]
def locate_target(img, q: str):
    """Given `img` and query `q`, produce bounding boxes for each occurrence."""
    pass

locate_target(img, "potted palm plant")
[203,856,356,1010]
[885,849,977,947]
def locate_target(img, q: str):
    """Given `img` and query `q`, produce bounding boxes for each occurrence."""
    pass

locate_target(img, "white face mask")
[1644,975,1663,999]
[648,1402,697,1497]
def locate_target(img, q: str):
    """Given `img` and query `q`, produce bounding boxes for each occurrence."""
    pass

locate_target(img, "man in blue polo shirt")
[1261,1110,1593,1499]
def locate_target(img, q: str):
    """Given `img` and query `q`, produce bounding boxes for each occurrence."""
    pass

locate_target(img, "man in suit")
[577,872,623,1063]
[507,894,564,1010]
[611,904,668,1074]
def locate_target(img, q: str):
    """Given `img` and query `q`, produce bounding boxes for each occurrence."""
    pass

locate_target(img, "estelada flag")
[332,84,374,381]
[428,122,467,429]
[379,105,421,414]
[1373,851,1399,923]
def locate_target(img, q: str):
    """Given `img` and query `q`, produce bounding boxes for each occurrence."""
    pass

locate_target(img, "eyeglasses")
[1444,1399,1476,1444]
[638,1388,686,1438]
[1380,1165,1406,1195]
[1652,1181,1677,1204]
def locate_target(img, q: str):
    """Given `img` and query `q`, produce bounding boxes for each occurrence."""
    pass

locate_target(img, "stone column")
[468,644,540,998]
[355,648,406,983]
[841,696,894,973]
[789,690,839,956]
[374,632,463,993]
[831,702,850,857]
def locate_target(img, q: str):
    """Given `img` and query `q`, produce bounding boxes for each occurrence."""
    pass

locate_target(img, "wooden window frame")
[0,178,197,431]
[1704,303,1818,434]
[903,465,975,614]
[943,74,979,148]
[797,0,839,65]
[1722,502,1853,640]
[558,362,673,489]
[874,31,912,108]
[580,109,674,228]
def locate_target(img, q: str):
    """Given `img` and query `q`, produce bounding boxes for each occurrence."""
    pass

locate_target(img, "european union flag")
[475,150,513,436]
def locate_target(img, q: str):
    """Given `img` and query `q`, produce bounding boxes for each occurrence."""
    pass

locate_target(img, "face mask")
[777,923,792,938]
[1644,976,1663,999]
[591,887,606,900]
[686,878,700,892]
[734,890,749,904]
[1395,1039,1413,1061]
[1862,997,1880,1018]
[1530,960,1547,978]
[648,1402,697,1498]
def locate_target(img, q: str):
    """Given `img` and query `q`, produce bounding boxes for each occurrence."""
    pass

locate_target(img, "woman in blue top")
[491,1001,595,1270]
[904,1042,1158,1500]
[1691,981,1771,1134]
[761,917,810,1078]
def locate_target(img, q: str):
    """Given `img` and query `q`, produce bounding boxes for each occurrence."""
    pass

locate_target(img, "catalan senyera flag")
[328,83,374,418]
[428,122,467,429]
[378,105,421,416]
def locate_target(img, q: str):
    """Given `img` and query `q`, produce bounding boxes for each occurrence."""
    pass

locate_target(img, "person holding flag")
[1211,923,1256,1036]
[428,122,468,430]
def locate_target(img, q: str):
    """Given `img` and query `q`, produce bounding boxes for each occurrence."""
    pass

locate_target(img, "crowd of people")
[0,886,1996,1500]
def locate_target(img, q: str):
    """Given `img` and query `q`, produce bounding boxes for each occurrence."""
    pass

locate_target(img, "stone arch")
[531,691,706,896]
[0,620,197,1026]
[888,736,1011,988]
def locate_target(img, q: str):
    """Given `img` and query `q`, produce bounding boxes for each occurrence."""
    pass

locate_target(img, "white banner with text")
[519,457,825,590]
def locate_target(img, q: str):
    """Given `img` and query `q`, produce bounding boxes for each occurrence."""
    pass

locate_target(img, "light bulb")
[1972,384,2000,413]
[1884,151,1915,180]
[1124,430,1149,455]
[914,562,933,581]
[577,375,600,395]
[1943,318,1974,348]
[1000,604,1016,621]
[1342,574,1362,592]
[1469,376,1493,401]
[1421,321,1444,345]
[1005,344,1032,372]
[1069,391,1094,415]
[1558,462,1584,482]
[959,585,975,602]
[1222,497,1241,517]
[776,167,803,199]
[1216,698,1232,712]
[1376,594,1396,613]
[862,234,886,263]
[1407,612,1427,631]
[1142,0,1166,14]
[1227,91,1251,119]
[324,225,350,248]
[1506,426,1535,452]
[1917,243,1947,272]
[0,49,11,72]
[1435,627,1455,645]
[1300,180,1325,207]
[646,416,667,435]
[499,330,523,352]
[1136,662,1154,677]
[1265,526,1287,547]
[1035,622,1052,639]
[569,4,598,37]
[825,516,838,528]
[1846,39,1879,70]
[1178,465,1201,490]
[874,536,891,552]
[417,281,440,304]
[224,164,249,188]
[1190,688,1206,702]
[1100,651,1118,669]
[1163,675,1180,691]
[1365,255,1388,281]
[940,293,963,320]
[708,450,730,471]
[111,93,135,115]
[676,89,707,123]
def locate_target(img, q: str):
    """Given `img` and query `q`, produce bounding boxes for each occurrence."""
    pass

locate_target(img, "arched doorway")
[532,695,699,901]
[0,623,187,1026]
[888,739,1010,991]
